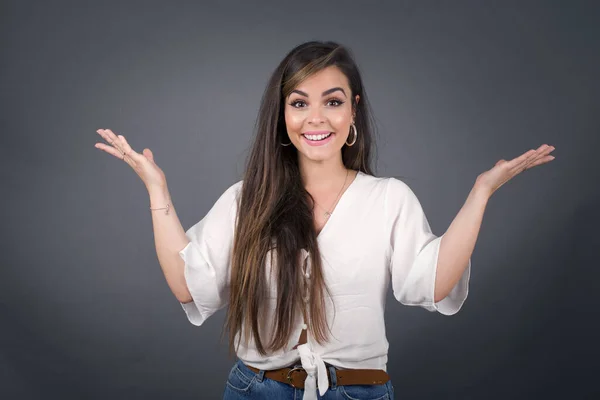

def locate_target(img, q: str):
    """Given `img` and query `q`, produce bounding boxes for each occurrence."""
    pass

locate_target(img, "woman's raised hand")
[474,143,556,198]
[95,128,167,190]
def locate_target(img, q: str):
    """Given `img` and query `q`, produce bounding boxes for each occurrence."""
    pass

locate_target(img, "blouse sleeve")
[178,180,242,326]
[386,178,470,316]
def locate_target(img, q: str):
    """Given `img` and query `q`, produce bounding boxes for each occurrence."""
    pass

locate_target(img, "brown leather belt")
[245,363,390,389]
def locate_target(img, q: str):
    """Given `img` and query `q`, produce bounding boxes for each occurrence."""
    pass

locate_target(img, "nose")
[307,106,325,125]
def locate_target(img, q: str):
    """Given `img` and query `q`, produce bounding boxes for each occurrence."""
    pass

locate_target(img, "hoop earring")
[280,140,292,146]
[346,124,357,146]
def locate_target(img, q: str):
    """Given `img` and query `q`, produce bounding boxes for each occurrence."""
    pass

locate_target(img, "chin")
[304,154,334,163]
[299,147,343,162]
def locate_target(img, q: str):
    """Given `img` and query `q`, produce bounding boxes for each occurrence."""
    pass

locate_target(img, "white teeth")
[304,132,332,141]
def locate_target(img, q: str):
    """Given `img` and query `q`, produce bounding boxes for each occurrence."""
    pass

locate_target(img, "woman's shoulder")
[217,179,244,199]
[357,171,411,197]
[207,179,243,213]
[228,179,244,194]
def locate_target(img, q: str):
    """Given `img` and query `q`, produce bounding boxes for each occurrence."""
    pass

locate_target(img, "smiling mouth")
[302,132,333,141]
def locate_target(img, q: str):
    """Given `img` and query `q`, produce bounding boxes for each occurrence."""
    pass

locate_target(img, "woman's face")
[284,66,360,163]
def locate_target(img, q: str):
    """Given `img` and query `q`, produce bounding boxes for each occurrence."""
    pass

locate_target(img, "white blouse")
[178,171,471,399]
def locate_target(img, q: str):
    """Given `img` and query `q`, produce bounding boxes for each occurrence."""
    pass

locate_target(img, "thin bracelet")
[150,203,170,215]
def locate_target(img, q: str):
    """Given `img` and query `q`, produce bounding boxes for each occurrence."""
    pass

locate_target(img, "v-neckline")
[316,170,363,240]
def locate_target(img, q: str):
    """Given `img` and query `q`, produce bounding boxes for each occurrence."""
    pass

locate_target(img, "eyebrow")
[290,87,347,98]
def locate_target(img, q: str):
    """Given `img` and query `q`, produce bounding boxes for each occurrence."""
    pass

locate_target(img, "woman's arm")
[435,186,488,302]
[435,143,555,302]
[148,184,193,303]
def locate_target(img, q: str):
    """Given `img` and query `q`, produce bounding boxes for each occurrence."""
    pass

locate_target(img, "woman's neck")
[299,156,349,191]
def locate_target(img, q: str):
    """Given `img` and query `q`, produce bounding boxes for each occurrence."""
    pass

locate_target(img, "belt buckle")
[286,367,304,388]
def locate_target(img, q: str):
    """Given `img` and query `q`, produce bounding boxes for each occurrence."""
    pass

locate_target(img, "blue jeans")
[223,359,395,399]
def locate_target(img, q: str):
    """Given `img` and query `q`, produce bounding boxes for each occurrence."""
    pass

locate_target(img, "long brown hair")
[224,41,378,356]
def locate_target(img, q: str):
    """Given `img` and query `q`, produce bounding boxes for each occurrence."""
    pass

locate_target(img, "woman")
[94,41,555,399]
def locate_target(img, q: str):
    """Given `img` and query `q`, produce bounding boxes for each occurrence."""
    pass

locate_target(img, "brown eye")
[289,100,306,108]
[327,99,344,107]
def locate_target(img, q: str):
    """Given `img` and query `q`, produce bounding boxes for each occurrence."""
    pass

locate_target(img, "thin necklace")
[313,169,350,219]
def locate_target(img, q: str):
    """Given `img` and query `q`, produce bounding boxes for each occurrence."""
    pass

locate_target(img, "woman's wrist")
[148,183,171,207]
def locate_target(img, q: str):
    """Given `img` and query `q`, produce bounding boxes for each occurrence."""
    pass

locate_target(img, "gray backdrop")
[2,0,598,399]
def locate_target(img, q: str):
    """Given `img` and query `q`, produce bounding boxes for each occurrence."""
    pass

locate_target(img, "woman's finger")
[96,129,143,166]
[507,149,537,172]
[94,142,127,160]
[527,155,555,169]
[523,146,555,171]
[105,129,127,156]
[509,152,537,175]
[116,134,139,164]
[509,144,546,172]
[97,129,125,155]
[512,144,555,174]
[515,150,541,172]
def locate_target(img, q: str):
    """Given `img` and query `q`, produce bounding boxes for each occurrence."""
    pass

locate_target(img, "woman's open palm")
[95,128,167,190]
[475,143,555,197]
